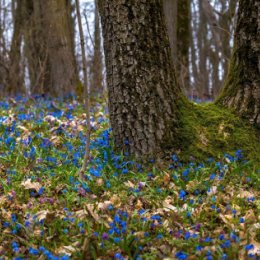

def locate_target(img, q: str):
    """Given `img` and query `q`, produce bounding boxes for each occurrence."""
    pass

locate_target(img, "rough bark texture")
[218,0,260,128]
[98,0,184,157]
[23,0,77,96]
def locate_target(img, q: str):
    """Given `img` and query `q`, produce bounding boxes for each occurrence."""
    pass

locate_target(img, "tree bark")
[217,0,260,128]
[41,0,77,96]
[90,0,103,97]
[98,0,184,157]
[23,0,78,97]
[176,0,190,93]
[7,0,24,95]
[163,0,190,93]
[163,0,177,65]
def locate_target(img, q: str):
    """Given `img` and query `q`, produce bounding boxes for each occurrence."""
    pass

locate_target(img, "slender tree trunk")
[98,0,184,157]
[197,0,209,99]
[163,0,190,93]
[90,0,103,97]
[23,0,78,97]
[163,0,177,65]
[217,0,260,127]
[75,0,91,179]
[220,0,238,83]
[8,0,24,95]
[176,0,190,93]
[41,0,77,96]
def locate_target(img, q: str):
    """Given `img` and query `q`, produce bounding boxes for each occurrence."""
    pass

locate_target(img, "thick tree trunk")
[217,0,260,127]
[98,0,184,157]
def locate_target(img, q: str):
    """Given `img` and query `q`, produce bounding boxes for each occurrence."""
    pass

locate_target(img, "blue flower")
[196,245,203,251]
[11,213,17,222]
[29,247,39,255]
[113,237,121,243]
[204,237,212,243]
[245,244,254,250]
[179,190,186,200]
[38,187,45,196]
[175,251,188,260]
[157,234,163,239]
[12,241,19,252]
[184,232,190,240]
[239,217,245,223]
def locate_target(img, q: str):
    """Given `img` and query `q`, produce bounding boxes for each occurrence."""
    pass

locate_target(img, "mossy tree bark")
[98,0,184,157]
[218,0,260,127]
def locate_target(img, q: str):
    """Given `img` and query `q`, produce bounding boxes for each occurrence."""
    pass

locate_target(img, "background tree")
[7,0,24,95]
[98,0,184,157]
[190,0,238,100]
[217,0,260,127]
[163,0,190,93]
[23,0,77,96]
[89,0,103,97]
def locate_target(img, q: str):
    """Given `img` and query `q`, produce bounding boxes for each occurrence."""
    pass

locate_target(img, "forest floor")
[0,97,259,260]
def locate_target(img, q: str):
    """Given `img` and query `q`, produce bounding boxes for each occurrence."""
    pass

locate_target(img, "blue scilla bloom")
[175,251,188,260]
[151,215,161,221]
[182,168,189,177]
[179,190,186,200]
[235,149,243,160]
[38,187,45,196]
[245,244,254,250]
[12,241,19,252]
[5,136,15,146]
[29,247,39,255]
[113,237,121,243]
[11,213,17,222]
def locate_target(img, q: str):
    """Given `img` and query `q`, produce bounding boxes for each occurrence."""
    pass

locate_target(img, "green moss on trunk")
[177,102,260,163]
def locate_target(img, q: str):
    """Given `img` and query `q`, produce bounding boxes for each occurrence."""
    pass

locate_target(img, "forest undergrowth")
[0,96,259,260]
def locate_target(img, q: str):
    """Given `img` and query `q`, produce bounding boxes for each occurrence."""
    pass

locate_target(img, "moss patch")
[178,102,260,163]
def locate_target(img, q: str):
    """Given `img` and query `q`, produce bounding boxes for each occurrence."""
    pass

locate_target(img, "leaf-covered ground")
[0,96,259,260]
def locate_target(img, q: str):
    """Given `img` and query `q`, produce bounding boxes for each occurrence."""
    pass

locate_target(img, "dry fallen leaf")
[163,172,170,186]
[136,199,143,209]
[207,186,218,196]
[124,180,135,188]
[21,179,41,192]
[56,245,76,256]
[35,210,55,223]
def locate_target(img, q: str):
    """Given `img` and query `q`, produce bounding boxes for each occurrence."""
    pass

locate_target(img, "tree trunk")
[98,0,184,157]
[41,0,77,96]
[163,0,177,65]
[90,0,103,97]
[163,0,190,93]
[8,0,24,95]
[23,0,78,97]
[217,0,260,128]
[176,0,190,93]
